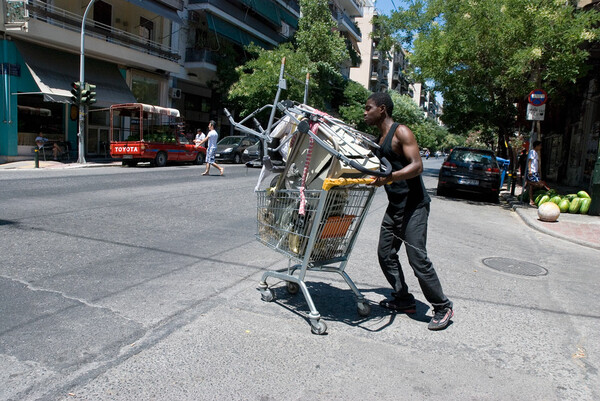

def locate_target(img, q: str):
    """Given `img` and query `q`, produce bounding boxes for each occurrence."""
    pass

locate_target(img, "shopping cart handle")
[348,157,392,177]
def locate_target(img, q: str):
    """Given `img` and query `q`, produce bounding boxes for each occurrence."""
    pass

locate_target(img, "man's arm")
[372,124,423,187]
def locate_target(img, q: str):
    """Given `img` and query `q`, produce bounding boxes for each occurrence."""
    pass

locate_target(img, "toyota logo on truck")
[115,146,139,153]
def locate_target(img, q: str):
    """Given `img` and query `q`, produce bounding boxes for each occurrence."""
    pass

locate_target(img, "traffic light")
[70,81,82,104]
[80,84,90,104]
[86,83,97,105]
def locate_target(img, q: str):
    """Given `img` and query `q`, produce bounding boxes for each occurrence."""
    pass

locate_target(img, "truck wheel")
[154,152,167,167]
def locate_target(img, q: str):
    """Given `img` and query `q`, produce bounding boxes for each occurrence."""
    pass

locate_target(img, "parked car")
[242,141,263,167]
[437,147,501,201]
[215,135,259,164]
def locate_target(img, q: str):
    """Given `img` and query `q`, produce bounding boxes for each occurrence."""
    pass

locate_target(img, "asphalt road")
[0,159,598,400]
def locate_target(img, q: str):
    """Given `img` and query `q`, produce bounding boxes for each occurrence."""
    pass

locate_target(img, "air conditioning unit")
[169,88,182,99]
[280,22,290,37]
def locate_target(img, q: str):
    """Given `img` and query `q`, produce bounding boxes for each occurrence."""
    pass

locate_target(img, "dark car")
[437,147,501,201]
[215,135,259,164]
[242,141,263,167]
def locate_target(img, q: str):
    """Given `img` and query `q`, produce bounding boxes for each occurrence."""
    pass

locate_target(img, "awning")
[122,0,182,24]
[15,40,137,108]
[206,14,270,49]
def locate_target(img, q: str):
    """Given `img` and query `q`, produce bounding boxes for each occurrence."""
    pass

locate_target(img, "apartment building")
[182,0,300,132]
[1,0,184,162]
[0,0,371,162]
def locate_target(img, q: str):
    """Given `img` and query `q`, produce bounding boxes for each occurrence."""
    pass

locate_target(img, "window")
[139,16,154,41]
[131,74,160,105]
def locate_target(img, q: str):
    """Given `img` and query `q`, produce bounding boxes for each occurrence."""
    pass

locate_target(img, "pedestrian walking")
[364,92,453,331]
[197,120,224,176]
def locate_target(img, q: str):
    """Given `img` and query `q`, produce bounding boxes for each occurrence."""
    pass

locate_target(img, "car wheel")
[234,153,242,164]
[122,161,138,167]
[489,192,499,203]
[194,151,205,165]
[154,152,167,167]
[437,186,447,197]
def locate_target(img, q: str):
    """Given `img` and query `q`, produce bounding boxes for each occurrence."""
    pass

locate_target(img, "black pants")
[377,203,452,311]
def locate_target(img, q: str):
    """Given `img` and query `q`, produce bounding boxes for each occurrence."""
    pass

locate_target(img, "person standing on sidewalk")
[526,140,549,206]
[197,120,224,176]
[364,92,453,331]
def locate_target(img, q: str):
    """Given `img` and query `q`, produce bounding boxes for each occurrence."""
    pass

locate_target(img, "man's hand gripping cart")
[228,101,392,335]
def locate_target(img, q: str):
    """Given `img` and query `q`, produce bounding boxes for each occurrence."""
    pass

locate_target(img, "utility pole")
[77,0,96,164]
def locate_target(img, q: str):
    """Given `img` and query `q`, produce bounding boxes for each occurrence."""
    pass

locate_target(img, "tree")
[380,0,600,150]
[296,0,349,67]
[227,44,317,117]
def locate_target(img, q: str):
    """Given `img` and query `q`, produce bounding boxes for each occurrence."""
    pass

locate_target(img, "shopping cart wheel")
[260,288,275,302]
[357,302,371,317]
[310,320,327,335]
[286,282,300,295]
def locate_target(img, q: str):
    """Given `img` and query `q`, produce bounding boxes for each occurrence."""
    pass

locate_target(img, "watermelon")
[579,198,591,214]
[537,195,550,206]
[558,199,570,213]
[550,196,562,205]
[569,197,582,213]
[565,194,578,201]
[538,202,561,222]
[577,190,591,199]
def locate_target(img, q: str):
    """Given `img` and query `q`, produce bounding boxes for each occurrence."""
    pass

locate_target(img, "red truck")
[110,103,205,167]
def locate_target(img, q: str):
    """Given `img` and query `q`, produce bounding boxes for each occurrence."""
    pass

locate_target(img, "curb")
[501,193,600,251]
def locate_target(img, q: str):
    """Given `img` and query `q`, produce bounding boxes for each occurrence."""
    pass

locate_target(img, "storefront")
[0,39,136,162]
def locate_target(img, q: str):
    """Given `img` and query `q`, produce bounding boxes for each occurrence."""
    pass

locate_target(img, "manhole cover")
[482,257,548,276]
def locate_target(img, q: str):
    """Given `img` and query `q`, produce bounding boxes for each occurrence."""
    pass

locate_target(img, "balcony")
[334,9,362,41]
[7,0,180,62]
[337,0,364,17]
[188,0,288,47]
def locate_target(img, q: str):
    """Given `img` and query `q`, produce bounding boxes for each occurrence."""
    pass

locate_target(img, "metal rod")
[77,0,96,164]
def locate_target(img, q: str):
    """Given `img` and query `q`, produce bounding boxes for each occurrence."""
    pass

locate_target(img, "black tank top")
[377,123,430,209]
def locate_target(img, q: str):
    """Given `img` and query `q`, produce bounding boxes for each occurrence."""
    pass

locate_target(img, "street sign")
[526,103,545,120]
[528,89,547,106]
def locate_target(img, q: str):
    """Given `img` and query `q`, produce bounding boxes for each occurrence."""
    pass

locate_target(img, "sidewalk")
[0,158,121,170]
[502,191,600,251]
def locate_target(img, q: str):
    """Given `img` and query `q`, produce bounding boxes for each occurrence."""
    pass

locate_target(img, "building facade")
[349,2,442,122]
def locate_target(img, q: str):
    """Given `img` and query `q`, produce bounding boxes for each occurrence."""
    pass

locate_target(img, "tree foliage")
[379,0,600,144]
[296,0,349,67]
[227,44,317,116]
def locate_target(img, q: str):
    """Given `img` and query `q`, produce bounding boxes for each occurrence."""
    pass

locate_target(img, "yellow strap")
[322,177,373,190]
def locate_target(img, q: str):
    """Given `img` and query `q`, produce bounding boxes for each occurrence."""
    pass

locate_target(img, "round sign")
[528,89,547,106]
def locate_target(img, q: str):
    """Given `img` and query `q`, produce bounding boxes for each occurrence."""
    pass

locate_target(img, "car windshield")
[449,150,495,165]
[218,137,243,145]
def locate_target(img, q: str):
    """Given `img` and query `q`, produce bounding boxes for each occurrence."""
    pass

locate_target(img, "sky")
[374,0,407,16]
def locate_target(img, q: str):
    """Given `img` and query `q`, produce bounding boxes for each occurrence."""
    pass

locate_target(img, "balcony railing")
[334,9,362,40]
[185,47,220,64]
[18,0,180,62]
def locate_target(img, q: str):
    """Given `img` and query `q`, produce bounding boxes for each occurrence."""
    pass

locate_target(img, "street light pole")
[77,0,96,164]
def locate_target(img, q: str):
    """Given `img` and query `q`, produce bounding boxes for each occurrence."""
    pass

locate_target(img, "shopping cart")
[256,183,377,334]
[225,58,391,334]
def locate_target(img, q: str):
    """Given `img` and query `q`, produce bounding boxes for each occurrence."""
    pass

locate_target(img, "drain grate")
[482,257,548,277]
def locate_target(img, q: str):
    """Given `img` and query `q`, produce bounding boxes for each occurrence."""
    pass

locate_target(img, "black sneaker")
[379,298,417,314]
[428,307,453,331]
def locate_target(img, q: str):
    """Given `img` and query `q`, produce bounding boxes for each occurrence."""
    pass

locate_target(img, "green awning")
[280,9,298,29]
[240,0,281,26]
[206,14,270,49]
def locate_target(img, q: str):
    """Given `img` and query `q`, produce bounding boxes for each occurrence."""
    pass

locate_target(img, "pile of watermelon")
[532,189,592,214]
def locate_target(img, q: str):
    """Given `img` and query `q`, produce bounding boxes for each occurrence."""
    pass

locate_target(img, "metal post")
[77,0,96,164]
[303,73,310,105]
[34,148,39,168]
